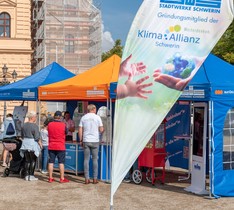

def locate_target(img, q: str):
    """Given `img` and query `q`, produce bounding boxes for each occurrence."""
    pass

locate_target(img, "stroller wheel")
[132,169,143,185]
[146,168,156,184]
[3,168,10,177]
[19,168,25,178]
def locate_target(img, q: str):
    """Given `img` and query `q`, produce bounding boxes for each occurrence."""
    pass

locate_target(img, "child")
[1,113,16,167]
[40,119,50,174]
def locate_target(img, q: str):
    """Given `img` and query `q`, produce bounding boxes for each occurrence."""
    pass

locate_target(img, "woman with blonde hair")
[20,111,42,181]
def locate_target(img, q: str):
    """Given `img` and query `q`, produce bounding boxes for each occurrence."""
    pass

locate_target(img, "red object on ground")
[138,119,167,185]
[60,178,69,183]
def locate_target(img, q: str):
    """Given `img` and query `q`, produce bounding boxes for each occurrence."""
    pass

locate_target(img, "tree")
[101,39,123,61]
[212,21,234,64]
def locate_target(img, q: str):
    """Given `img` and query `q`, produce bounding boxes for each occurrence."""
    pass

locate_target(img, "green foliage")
[212,21,234,64]
[101,39,123,61]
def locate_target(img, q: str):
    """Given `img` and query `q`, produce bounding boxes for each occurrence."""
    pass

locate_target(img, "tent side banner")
[38,84,109,101]
[111,0,234,206]
[211,86,234,101]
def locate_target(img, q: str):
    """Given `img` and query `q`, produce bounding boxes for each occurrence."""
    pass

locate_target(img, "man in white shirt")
[78,104,104,184]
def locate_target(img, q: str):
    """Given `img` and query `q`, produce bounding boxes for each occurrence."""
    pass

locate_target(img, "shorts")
[48,150,65,164]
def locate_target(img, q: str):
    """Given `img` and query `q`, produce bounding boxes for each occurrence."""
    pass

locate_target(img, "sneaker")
[85,179,90,184]
[48,178,55,183]
[29,175,38,181]
[1,163,7,167]
[123,178,131,183]
[41,170,48,174]
[60,178,69,183]
[25,175,29,181]
[93,179,99,184]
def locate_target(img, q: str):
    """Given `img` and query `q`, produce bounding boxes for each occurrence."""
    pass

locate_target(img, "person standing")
[47,111,69,183]
[20,111,42,181]
[14,117,22,139]
[78,104,104,184]
[40,118,51,174]
[63,111,75,141]
[1,113,16,167]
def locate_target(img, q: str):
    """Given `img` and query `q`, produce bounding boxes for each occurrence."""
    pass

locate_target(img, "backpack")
[6,122,15,135]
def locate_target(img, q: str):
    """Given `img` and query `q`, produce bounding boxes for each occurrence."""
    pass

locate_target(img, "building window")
[0,12,10,37]
[223,107,234,170]
[65,34,74,53]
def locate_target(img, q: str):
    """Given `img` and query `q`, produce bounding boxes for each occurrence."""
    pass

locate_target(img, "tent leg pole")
[204,101,216,199]
[106,98,109,183]
[109,98,112,183]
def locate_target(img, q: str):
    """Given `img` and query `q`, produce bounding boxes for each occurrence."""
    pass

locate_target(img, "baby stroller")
[2,138,25,178]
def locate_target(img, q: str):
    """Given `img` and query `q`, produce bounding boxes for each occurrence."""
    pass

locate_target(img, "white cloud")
[102,23,115,52]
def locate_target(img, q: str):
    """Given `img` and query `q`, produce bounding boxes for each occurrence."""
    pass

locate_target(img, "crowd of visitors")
[0,104,104,184]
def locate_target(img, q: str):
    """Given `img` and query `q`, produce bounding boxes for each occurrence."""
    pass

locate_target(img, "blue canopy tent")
[180,54,234,197]
[0,62,75,101]
[110,54,234,197]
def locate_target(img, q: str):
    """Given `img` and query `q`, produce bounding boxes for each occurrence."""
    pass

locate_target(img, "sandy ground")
[1,145,234,210]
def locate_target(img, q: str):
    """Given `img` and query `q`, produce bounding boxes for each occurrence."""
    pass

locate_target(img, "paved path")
[1,143,234,210]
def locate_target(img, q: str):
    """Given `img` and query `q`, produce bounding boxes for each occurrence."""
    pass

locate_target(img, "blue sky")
[99,0,143,52]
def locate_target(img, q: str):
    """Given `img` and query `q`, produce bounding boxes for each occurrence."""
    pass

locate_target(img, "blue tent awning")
[0,62,75,101]
[179,54,234,197]
[180,54,234,101]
